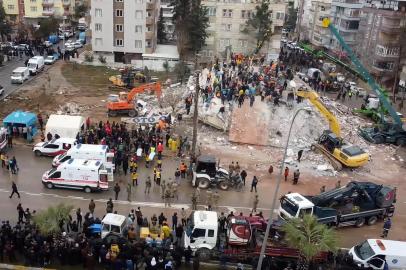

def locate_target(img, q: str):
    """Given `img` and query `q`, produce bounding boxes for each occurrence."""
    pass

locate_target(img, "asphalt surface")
[1,145,405,249]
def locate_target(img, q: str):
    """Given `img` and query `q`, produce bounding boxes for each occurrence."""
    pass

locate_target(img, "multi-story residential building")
[200,0,287,62]
[160,0,175,41]
[90,0,160,63]
[357,3,406,86]
[24,0,76,20]
[2,0,20,23]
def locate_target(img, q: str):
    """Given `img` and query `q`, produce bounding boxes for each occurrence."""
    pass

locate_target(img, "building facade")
[160,0,175,41]
[200,0,287,62]
[357,4,406,85]
[2,0,20,23]
[90,0,160,63]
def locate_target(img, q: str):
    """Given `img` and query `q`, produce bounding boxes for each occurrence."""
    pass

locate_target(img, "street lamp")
[256,107,312,270]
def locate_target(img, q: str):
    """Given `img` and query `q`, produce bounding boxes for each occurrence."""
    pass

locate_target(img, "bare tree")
[159,86,185,114]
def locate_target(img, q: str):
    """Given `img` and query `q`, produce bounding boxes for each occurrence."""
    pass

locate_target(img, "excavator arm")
[127,82,162,102]
[296,89,341,137]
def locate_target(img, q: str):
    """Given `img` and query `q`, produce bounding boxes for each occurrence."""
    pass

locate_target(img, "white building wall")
[124,0,145,53]
[91,0,114,52]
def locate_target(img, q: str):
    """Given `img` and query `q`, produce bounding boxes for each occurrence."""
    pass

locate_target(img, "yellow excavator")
[296,88,369,170]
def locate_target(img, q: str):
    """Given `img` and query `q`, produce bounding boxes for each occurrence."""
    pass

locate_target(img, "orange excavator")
[107,82,162,117]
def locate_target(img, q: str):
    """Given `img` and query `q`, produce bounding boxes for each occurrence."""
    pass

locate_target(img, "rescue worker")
[191,192,198,210]
[180,162,187,178]
[113,183,121,200]
[131,171,138,186]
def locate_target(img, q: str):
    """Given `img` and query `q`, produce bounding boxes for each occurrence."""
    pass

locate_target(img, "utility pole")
[191,54,200,157]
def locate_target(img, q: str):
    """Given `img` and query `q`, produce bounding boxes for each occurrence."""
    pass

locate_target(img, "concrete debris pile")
[57,102,104,115]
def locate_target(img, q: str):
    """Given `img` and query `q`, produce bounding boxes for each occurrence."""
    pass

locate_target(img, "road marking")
[0,188,278,213]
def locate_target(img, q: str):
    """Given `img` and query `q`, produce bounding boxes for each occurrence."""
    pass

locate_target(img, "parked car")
[44,55,56,65]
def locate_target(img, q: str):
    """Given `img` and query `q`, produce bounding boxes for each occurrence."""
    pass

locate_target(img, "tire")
[108,110,117,117]
[372,135,384,144]
[355,217,365,228]
[128,110,138,117]
[46,182,54,189]
[197,178,210,189]
[84,186,92,193]
[34,150,42,156]
[197,248,211,261]
[367,216,378,226]
[396,137,406,146]
[218,181,230,190]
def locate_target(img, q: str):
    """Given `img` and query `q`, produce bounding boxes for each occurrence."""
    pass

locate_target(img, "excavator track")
[311,144,343,171]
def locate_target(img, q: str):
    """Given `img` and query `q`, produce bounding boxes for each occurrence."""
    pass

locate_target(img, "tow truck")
[279,181,396,228]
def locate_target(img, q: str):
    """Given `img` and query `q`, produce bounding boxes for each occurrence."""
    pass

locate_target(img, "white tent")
[45,114,84,139]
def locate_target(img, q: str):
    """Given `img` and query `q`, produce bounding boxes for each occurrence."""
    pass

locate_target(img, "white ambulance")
[42,159,110,193]
[33,138,77,157]
[52,144,115,172]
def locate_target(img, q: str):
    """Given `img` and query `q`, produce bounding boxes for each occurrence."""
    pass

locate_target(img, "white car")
[64,40,74,47]
[44,41,53,48]
[73,41,83,48]
[44,55,56,65]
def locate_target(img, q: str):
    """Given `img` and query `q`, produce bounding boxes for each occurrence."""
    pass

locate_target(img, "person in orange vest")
[157,142,164,159]
[180,162,187,179]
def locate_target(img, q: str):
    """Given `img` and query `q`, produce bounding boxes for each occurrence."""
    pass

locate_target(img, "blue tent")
[3,111,38,141]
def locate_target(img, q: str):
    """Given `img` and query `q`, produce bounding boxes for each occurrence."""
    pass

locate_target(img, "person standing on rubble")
[297,150,304,162]
[293,169,300,185]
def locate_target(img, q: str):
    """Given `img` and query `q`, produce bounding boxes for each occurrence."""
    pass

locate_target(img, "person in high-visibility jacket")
[131,171,138,186]
[180,162,187,179]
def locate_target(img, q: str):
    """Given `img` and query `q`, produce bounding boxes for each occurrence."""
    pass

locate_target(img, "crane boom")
[296,89,341,137]
[322,18,403,129]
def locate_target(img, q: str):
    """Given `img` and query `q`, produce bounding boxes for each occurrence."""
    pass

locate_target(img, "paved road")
[1,145,406,248]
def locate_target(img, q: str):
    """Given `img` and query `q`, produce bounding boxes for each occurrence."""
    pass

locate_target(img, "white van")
[101,213,129,239]
[27,56,45,75]
[42,159,110,193]
[33,138,77,157]
[11,67,30,84]
[52,144,115,171]
[349,239,406,269]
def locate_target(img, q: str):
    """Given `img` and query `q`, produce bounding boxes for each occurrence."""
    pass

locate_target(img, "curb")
[0,264,55,270]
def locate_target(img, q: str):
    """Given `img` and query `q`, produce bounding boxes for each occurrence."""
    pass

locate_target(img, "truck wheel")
[197,178,210,189]
[218,181,230,190]
[128,110,138,117]
[372,135,384,144]
[108,110,117,117]
[355,218,365,228]
[34,150,42,156]
[196,248,211,261]
[396,137,406,146]
[367,216,378,226]
[46,182,54,189]
[84,187,92,193]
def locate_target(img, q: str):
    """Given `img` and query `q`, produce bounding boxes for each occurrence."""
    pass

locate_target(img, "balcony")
[375,45,400,58]
[372,61,394,72]
[42,0,54,7]
[42,9,55,16]
[146,2,155,10]
[332,0,362,8]
[146,17,154,25]
[145,31,154,39]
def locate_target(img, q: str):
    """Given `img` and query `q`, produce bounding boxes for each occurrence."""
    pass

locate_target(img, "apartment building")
[357,3,406,85]
[24,0,76,20]
[2,0,20,23]
[298,0,331,47]
[200,0,287,62]
[160,0,175,41]
[91,0,160,63]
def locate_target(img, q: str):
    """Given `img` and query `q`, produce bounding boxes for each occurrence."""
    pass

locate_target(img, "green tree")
[282,215,338,270]
[74,3,88,20]
[244,0,273,55]
[170,0,209,60]
[33,203,74,235]
[157,8,167,44]
[34,17,60,40]
[0,5,12,41]
[285,3,298,33]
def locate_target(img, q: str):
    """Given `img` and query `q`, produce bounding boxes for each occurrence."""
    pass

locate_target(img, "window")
[95,38,103,46]
[115,39,124,46]
[208,229,215,237]
[30,6,37,12]
[50,171,61,178]
[95,23,102,32]
[116,9,123,17]
[7,5,15,10]
[241,10,245,18]
[238,39,248,48]
[191,228,206,238]
[221,24,232,31]
[241,10,251,18]
[95,8,102,17]
[135,25,142,33]
[275,12,285,20]
[207,7,216,16]
[222,9,232,17]
[367,258,384,269]
[116,0,123,2]
[146,40,152,47]
[135,10,143,19]
[115,24,123,32]
[239,24,245,31]
[135,40,142,48]
[111,225,120,233]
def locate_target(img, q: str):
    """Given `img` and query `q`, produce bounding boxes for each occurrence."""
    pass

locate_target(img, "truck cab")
[101,213,129,239]
[184,211,218,251]
[279,193,315,219]
[349,239,406,269]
